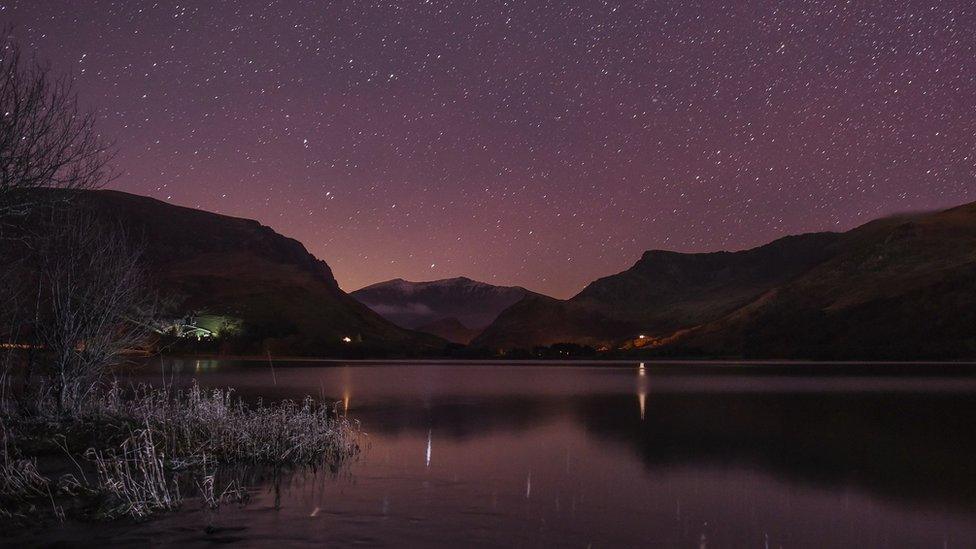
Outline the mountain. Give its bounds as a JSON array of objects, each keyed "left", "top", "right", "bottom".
[
  {"left": 351, "top": 277, "right": 544, "bottom": 333},
  {"left": 415, "top": 317, "right": 482, "bottom": 345},
  {"left": 473, "top": 232, "right": 841, "bottom": 350},
  {"left": 63, "top": 190, "right": 444, "bottom": 356},
  {"left": 671, "top": 202, "right": 976, "bottom": 359},
  {"left": 474, "top": 201, "right": 976, "bottom": 359}
]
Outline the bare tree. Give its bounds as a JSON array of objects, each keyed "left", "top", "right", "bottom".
[
  {"left": 0, "top": 260, "right": 26, "bottom": 412},
  {"left": 34, "top": 211, "right": 156, "bottom": 415},
  {"left": 0, "top": 31, "right": 115, "bottom": 225},
  {"left": 0, "top": 32, "right": 122, "bottom": 412}
]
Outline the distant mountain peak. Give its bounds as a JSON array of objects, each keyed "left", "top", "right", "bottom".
[{"left": 351, "top": 277, "right": 546, "bottom": 331}]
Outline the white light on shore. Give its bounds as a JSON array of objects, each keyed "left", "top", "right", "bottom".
[{"left": 342, "top": 336, "right": 352, "bottom": 343}]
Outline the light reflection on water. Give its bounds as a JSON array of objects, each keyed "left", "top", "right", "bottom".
[{"left": 27, "top": 360, "right": 976, "bottom": 546}]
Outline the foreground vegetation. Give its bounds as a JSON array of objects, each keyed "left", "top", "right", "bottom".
[{"left": 0, "top": 380, "right": 361, "bottom": 525}]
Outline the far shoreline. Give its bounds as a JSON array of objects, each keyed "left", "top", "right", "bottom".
[
  {"left": 144, "top": 355, "right": 976, "bottom": 376},
  {"left": 157, "top": 353, "right": 976, "bottom": 365}
]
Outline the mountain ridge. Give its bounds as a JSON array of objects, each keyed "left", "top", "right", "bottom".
[
  {"left": 474, "top": 201, "right": 976, "bottom": 359},
  {"left": 64, "top": 190, "right": 445, "bottom": 356},
  {"left": 351, "top": 276, "right": 547, "bottom": 332}
]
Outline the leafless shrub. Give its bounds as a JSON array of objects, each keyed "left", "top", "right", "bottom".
[{"left": 33, "top": 212, "right": 157, "bottom": 416}]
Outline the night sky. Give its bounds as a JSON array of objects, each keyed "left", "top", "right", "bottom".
[{"left": 10, "top": 1, "right": 975, "bottom": 297}]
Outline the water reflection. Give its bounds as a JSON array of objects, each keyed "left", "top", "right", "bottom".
[
  {"left": 637, "top": 367, "right": 648, "bottom": 421},
  {"left": 71, "top": 360, "right": 976, "bottom": 546},
  {"left": 577, "top": 390, "right": 976, "bottom": 511}
]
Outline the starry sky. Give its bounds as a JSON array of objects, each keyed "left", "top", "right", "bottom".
[{"left": 9, "top": 1, "right": 976, "bottom": 298}]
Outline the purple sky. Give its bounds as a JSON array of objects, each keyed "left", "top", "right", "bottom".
[{"left": 10, "top": 1, "right": 975, "bottom": 297}]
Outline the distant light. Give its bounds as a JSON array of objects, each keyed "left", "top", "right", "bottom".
[
  {"left": 342, "top": 336, "right": 352, "bottom": 343},
  {"left": 638, "top": 334, "right": 646, "bottom": 339}
]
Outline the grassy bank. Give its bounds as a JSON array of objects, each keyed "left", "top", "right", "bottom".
[{"left": 0, "top": 380, "right": 361, "bottom": 525}]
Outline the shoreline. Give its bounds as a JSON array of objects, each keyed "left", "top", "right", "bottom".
[
  {"left": 143, "top": 356, "right": 976, "bottom": 377},
  {"left": 157, "top": 354, "right": 976, "bottom": 365}
]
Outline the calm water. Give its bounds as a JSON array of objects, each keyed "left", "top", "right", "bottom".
[{"left": 22, "top": 360, "right": 976, "bottom": 547}]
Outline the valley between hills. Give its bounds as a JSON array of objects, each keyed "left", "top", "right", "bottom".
[{"left": 29, "top": 189, "right": 974, "bottom": 361}]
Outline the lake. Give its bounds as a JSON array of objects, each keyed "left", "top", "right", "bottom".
[{"left": 22, "top": 360, "right": 976, "bottom": 547}]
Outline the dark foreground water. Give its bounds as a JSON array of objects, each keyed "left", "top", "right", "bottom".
[{"left": 20, "top": 360, "right": 976, "bottom": 547}]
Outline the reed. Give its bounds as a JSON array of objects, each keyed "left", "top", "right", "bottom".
[
  {"left": 100, "top": 381, "right": 361, "bottom": 467},
  {"left": 87, "top": 425, "right": 180, "bottom": 519},
  {"left": 0, "top": 457, "right": 50, "bottom": 501},
  {"left": 0, "top": 380, "right": 361, "bottom": 521}
]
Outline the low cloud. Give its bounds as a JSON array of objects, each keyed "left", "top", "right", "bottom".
[{"left": 368, "top": 302, "right": 434, "bottom": 317}]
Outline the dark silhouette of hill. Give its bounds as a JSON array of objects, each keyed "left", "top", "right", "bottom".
[
  {"left": 474, "top": 233, "right": 840, "bottom": 350},
  {"left": 474, "top": 201, "right": 976, "bottom": 359},
  {"left": 68, "top": 190, "right": 445, "bottom": 356},
  {"left": 675, "top": 202, "right": 976, "bottom": 359},
  {"left": 351, "top": 277, "right": 545, "bottom": 334},
  {"left": 414, "top": 317, "right": 482, "bottom": 344}
]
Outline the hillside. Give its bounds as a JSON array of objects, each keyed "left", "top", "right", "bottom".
[
  {"left": 670, "top": 202, "right": 976, "bottom": 359},
  {"left": 415, "top": 317, "right": 482, "bottom": 345},
  {"left": 72, "top": 190, "right": 444, "bottom": 356},
  {"left": 474, "top": 201, "right": 976, "bottom": 359},
  {"left": 351, "top": 277, "right": 544, "bottom": 333},
  {"left": 473, "top": 232, "right": 841, "bottom": 351}
]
